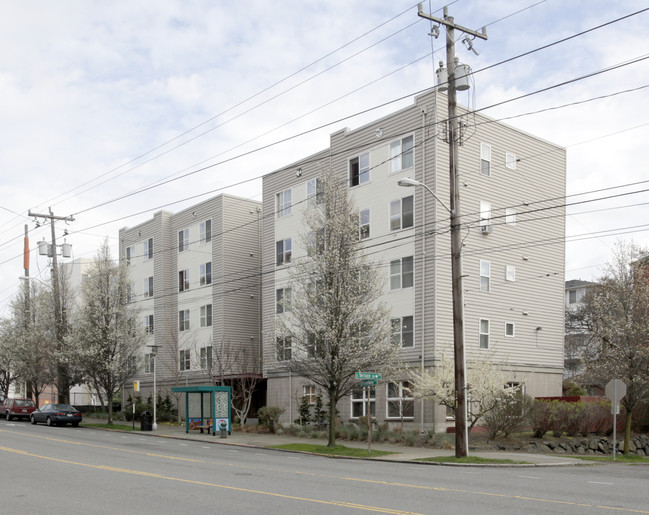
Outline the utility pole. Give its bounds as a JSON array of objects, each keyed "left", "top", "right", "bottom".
[
  {"left": 28, "top": 208, "right": 74, "bottom": 404},
  {"left": 417, "top": 4, "right": 487, "bottom": 458}
]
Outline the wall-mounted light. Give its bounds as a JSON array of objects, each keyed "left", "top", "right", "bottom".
[{"left": 296, "top": 168, "right": 302, "bottom": 177}]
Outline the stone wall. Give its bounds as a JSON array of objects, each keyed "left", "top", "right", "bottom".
[{"left": 521, "top": 435, "right": 649, "bottom": 456}]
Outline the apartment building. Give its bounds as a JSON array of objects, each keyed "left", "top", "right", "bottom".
[
  {"left": 118, "top": 194, "right": 263, "bottom": 404},
  {"left": 262, "top": 89, "right": 566, "bottom": 431}
]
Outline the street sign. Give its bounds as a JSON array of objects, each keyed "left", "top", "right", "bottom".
[
  {"left": 605, "top": 379, "right": 626, "bottom": 414},
  {"left": 360, "top": 379, "right": 377, "bottom": 387},
  {"left": 134, "top": 380, "right": 140, "bottom": 392},
  {"left": 355, "top": 372, "right": 382, "bottom": 380}
]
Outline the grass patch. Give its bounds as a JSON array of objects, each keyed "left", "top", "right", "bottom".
[
  {"left": 417, "top": 456, "right": 530, "bottom": 465},
  {"left": 270, "top": 443, "right": 396, "bottom": 458},
  {"left": 569, "top": 454, "right": 649, "bottom": 464},
  {"left": 82, "top": 422, "right": 139, "bottom": 432}
]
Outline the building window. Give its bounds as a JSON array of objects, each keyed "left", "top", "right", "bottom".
[
  {"left": 480, "top": 260, "right": 490, "bottom": 292},
  {"left": 351, "top": 387, "right": 375, "bottom": 418},
  {"left": 144, "top": 353, "right": 155, "bottom": 374},
  {"left": 179, "top": 349, "right": 190, "bottom": 371},
  {"left": 387, "top": 381, "right": 414, "bottom": 419},
  {"left": 179, "top": 309, "right": 190, "bottom": 332},
  {"left": 506, "top": 265, "right": 516, "bottom": 282},
  {"left": 359, "top": 209, "right": 370, "bottom": 240},
  {"left": 505, "top": 152, "right": 517, "bottom": 170},
  {"left": 179, "top": 269, "right": 189, "bottom": 292},
  {"left": 200, "top": 262, "right": 212, "bottom": 286},
  {"left": 178, "top": 229, "right": 189, "bottom": 252},
  {"left": 391, "top": 316, "right": 414, "bottom": 347},
  {"left": 480, "top": 200, "right": 492, "bottom": 231},
  {"left": 143, "top": 276, "right": 153, "bottom": 298},
  {"left": 568, "top": 290, "right": 577, "bottom": 304},
  {"left": 200, "top": 346, "right": 213, "bottom": 369},
  {"left": 126, "top": 245, "right": 135, "bottom": 266},
  {"left": 390, "top": 196, "right": 414, "bottom": 231},
  {"left": 480, "top": 142, "right": 491, "bottom": 176},
  {"left": 276, "top": 238, "right": 292, "bottom": 266},
  {"left": 390, "top": 135, "right": 414, "bottom": 173},
  {"left": 200, "top": 304, "right": 212, "bottom": 327},
  {"left": 505, "top": 322, "right": 515, "bottom": 337},
  {"left": 390, "top": 256, "right": 414, "bottom": 290},
  {"left": 276, "top": 287, "right": 292, "bottom": 314},
  {"left": 349, "top": 152, "right": 370, "bottom": 187},
  {"left": 127, "top": 282, "right": 136, "bottom": 303},
  {"left": 276, "top": 336, "right": 292, "bottom": 361},
  {"left": 479, "top": 319, "right": 490, "bottom": 349},
  {"left": 200, "top": 219, "right": 212, "bottom": 243},
  {"left": 306, "top": 178, "right": 322, "bottom": 208},
  {"left": 144, "top": 314, "right": 154, "bottom": 334},
  {"left": 143, "top": 238, "right": 153, "bottom": 260},
  {"left": 277, "top": 189, "right": 292, "bottom": 217},
  {"left": 505, "top": 208, "right": 516, "bottom": 225},
  {"left": 303, "top": 385, "right": 317, "bottom": 405}
]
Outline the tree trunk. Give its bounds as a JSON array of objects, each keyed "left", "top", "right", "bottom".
[
  {"left": 624, "top": 410, "right": 632, "bottom": 454},
  {"left": 327, "top": 390, "right": 336, "bottom": 447}
]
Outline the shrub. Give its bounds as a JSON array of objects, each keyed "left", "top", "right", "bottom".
[
  {"left": 294, "top": 396, "right": 312, "bottom": 426},
  {"left": 530, "top": 399, "right": 557, "bottom": 438},
  {"left": 257, "top": 406, "right": 284, "bottom": 433},
  {"left": 483, "top": 393, "right": 534, "bottom": 439}
]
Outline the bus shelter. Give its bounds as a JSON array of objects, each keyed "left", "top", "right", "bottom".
[{"left": 171, "top": 386, "right": 231, "bottom": 436}]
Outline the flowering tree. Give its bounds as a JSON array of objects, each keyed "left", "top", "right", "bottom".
[
  {"left": 277, "top": 170, "right": 399, "bottom": 447},
  {"left": 409, "top": 353, "right": 515, "bottom": 431}
]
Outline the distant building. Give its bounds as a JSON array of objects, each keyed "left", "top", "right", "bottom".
[
  {"left": 564, "top": 279, "right": 595, "bottom": 379},
  {"left": 263, "top": 89, "right": 566, "bottom": 431}
]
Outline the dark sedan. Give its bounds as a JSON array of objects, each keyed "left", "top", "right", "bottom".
[{"left": 30, "top": 404, "right": 82, "bottom": 427}]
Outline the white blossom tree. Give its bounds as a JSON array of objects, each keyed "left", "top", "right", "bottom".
[
  {"left": 68, "top": 240, "right": 145, "bottom": 424},
  {"left": 409, "top": 353, "right": 515, "bottom": 431},
  {"left": 277, "top": 170, "right": 399, "bottom": 447}
]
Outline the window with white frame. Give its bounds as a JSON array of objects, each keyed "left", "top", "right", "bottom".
[
  {"left": 144, "top": 314, "right": 154, "bottom": 334},
  {"left": 480, "top": 142, "right": 492, "bottom": 176},
  {"left": 390, "top": 135, "right": 414, "bottom": 173},
  {"left": 349, "top": 152, "right": 370, "bottom": 187},
  {"left": 505, "top": 322, "right": 515, "bottom": 337},
  {"left": 307, "top": 228, "right": 325, "bottom": 256},
  {"left": 126, "top": 245, "right": 135, "bottom": 266},
  {"left": 390, "top": 195, "right": 414, "bottom": 231},
  {"left": 179, "top": 269, "right": 189, "bottom": 292},
  {"left": 351, "top": 387, "right": 375, "bottom": 418},
  {"left": 200, "top": 304, "right": 212, "bottom": 327},
  {"left": 359, "top": 209, "right": 370, "bottom": 240},
  {"left": 276, "top": 238, "right": 292, "bottom": 266},
  {"left": 276, "top": 189, "right": 292, "bottom": 217},
  {"left": 143, "top": 276, "right": 153, "bottom": 298},
  {"left": 200, "top": 262, "right": 212, "bottom": 286},
  {"left": 276, "top": 336, "right": 292, "bottom": 361},
  {"left": 200, "top": 346, "right": 213, "bottom": 369},
  {"left": 306, "top": 178, "right": 322, "bottom": 208},
  {"left": 479, "top": 319, "right": 490, "bottom": 349},
  {"left": 200, "top": 219, "right": 212, "bottom": 243},
  {"left": 391, "top": 316, "right": 414, "bottom": 347},
  {"left": 387, "top": 381, "right": 414, "bottom": 419},
  {"left": 142, "top": 238, "right": 153, "bottom": 260},
  {"left": 144, "top": 353, "right": 155, "bottom": 374},
  {"left": 303, "top": 385, "right": 317, "bottom": 405},
  {"left": 390, "top": 256, "right": 414, "bottom": 290},
  {"left": 276, "top": 287, "right": 292, "bottom": 314},
  {"left": 307, "top": 331, "right": 325, "bottom": 359},
  {"left": 505, "top": 208, "right": 516, "bottom": 225},
  {"left": 506, "top": 265, "right": 516, "bottom": 282},
  {"left": 179, "top": 309, "right": 190, "bottom": 332},
  {"left": 178, "top": 229, "right": 189, "bottom": 252},
  {"left": 505, "top": 152, "right": 517, "bottom": 170},
  {"left": 480, "top": 260, "right": 491, "bottom": 292},
  {"left": 128, "top": 282, "right": 136, "bottom": 303},
  {"left": 480, "top": 200, "right": 492, "bottom": 230},
  {"left": 179, "top": 349, "right": 191, "bottom": 371},
  {"left": 568, "top": 290, "right": 577, "bottom": 304}
]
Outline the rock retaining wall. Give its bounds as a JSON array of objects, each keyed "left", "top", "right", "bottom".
[{"left": 521, "top": 435, "right": 649, "bottom": 456}]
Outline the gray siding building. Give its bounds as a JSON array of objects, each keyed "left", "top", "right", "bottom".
[{"left": 262, "top": 89, "right": 566, "bottom": 431}]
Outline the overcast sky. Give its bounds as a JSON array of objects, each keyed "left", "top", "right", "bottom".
[{"left": 1, "top": 0, "right": 648, "bottom": 314}]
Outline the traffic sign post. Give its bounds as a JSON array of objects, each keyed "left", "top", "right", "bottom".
[
  {"left": 605, "top": 379, "right": 627, "bottom": 460},
  {"left": 355, "top": 372, "right": 381, "bottom": 380}
]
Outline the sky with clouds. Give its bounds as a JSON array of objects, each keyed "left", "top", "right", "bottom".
[{"left": 1, "top": 0, "right": 648, "bottom": 314}]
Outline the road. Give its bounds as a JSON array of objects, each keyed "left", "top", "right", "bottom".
[{"left": 1, "top": 419, "right": 648, "bottom": 514}]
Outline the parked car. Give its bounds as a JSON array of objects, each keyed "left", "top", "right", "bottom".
[
  {"left": 1, "top": 398, "right": 36, "bottom": 421},
  {"left": 30, "top": 404, "right": 82, "bottom": 427}
]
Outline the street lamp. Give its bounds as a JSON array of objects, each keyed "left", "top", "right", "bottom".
[
  {"left": 148, "top": 344, "right": 161, "bottom": 430},
  {"left": 398, "top": 177, "right": 469, "bottom": 457}
]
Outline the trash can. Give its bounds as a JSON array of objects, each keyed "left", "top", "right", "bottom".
[
  {"left": 140, "top": 411, "right": 153, "bottom": 431},
  {"left": 219, "top": 420, "right": 228, "bottom": 438}
]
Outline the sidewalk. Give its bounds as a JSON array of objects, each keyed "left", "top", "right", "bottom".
[{"left": 82, "top": 418, "right": 590, "bottom": 467}]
